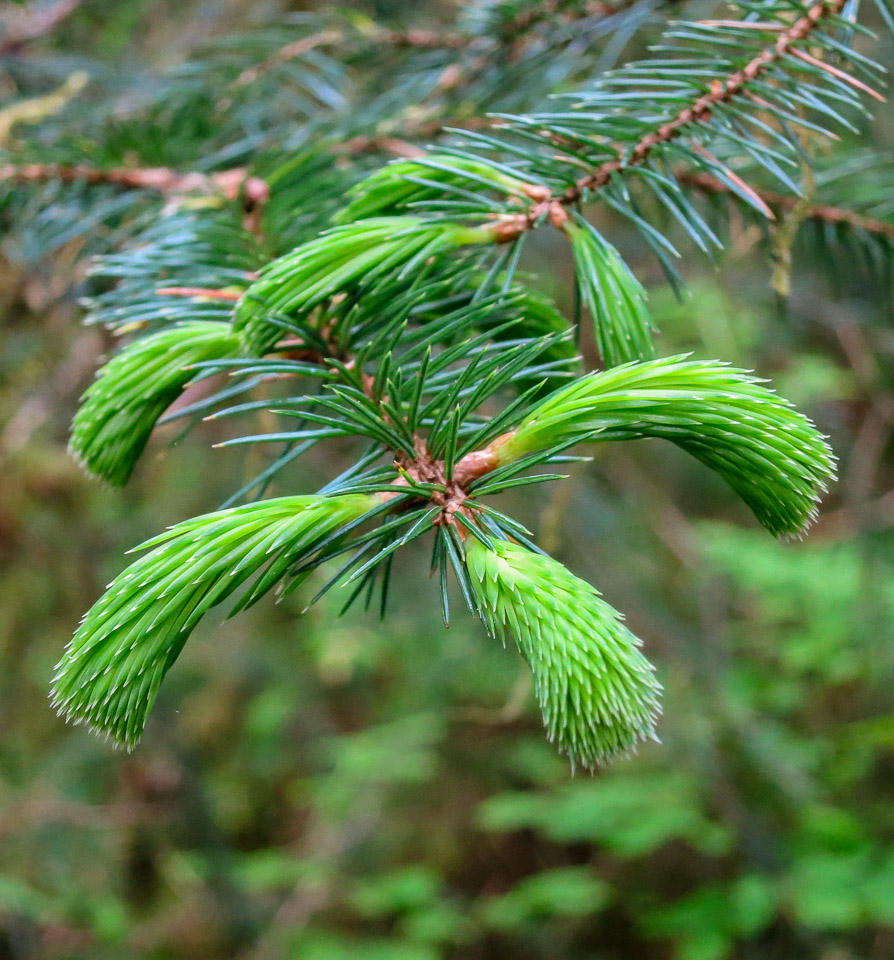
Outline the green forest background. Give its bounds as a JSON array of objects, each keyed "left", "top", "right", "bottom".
[{"left": 2, "top": 0, "right": 894, "bottom": 958}]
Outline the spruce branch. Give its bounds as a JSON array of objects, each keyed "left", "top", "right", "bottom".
[
  {"left": 0, "top": 162, "right": 270, "bottom": 208},
  {"left": 233, "top": 26, "right": 469, "bottom": 89},
  {"left": 36, "top": 0, "right": 862, "bottom": 765},
  {"left": 233, "top": 0, "right": 636, "bottom": 90},
  {"left": 71, "top": 226, "right": 577, "bottom": 489},
  {"left": 56, "top": 346, "right": 835, "bottom": 751},
  {"left": 441, "top": 0, "right": 885, "bottom": 251},
  {"left": 558, "top": 0, "right": 855, "bottom": 204},
  {"left": 306, "top": 0, "right": 891, "bottom": 368},
  {"left": 678, "top": 170, "right": 894, "bottom": 243}
]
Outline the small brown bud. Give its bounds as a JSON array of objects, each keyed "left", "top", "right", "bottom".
[
  {"left": 488, "top": 214, "right": 530, "bottom": 244},
  {"left": 522, "top": 183, "right": 552, "bottom": 202},
  {"left": 548, "top": 201, "right": 569, "bottom": 229}
]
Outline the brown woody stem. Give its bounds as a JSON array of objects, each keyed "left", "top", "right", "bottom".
[
  {"left": 155, "top": 287, "right": 243, "bottom": 302},
  {"left": 678, "top": 170, "right": 894, "bottom": 242},
  {"left": 0, "top": 162, "right": 269, "bottom": 207},
  {"left": 233, "top": 26, "right": 469, "bottom": 89}
]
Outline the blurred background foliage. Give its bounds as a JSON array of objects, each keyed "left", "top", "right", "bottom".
[{"left": 2, "top": 0, "right": 894, "bottom": 958}]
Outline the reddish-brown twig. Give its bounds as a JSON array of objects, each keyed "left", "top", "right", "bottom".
[
  {"left": 232, "top": 26, "right": 469, "bottom": 89},
  {"left": 155, "top": 286, "right": 243, "bottom": 302},
  {"left": 679, "top": 170, "right": 894, "bottom": 242},
  {"left": 0, "top": 162, "right": 268, "bottom": 202}
]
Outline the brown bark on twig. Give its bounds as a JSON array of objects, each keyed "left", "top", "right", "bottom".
[
  {"left": 679, "top": 170, "right": 894, "bottom": 242},
  {"left": 155, "top": 287, "right": 243, "bottom": 302},
  {"left": 497, "top": 0, "right": 620, "bottom": 37},
  {"left": 0, "top": 162, "right": 267, "bottom": 201},
  {"left": 233, "top": 0, "right": 636, "bottom": 100},
  {"left": 232, "top": 26, "right": 469, "bottom": 89}
]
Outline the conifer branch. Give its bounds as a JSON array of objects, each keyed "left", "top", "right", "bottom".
[
  {"left": 678, "top": 170, "right": 894, "bottom": 243},
  {"left": 35, "top": 0, "right": 863, "bottom": 762},
  {"left": 478, "top": 0, "right": 865, "bottom": 246},
  {"left": 496, "top": 0, "right": 626, "bottom": 38},
  {"left": 561, "top": 0, "right": 851, "bottom": 202},
  {"left": 234, "top": 0, "right": 636, "bottom": 91},
  {"left": 0, "top": 162, "right": 270, "bottom": 206},
  {"left": 233, "top": 26, "right": 470, "bottom": 89}
]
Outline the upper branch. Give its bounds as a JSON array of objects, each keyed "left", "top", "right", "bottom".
[
  {"left": 233, "top": 25, "right": 470, "bottom": 89},
  {"left": 0, "top": 162, "right": 268, "bottom": 203},
  {"left": 562, "top": 0, "right": 848, "bottom": 203}
]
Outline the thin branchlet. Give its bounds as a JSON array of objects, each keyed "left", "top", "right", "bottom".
[{"left": 678, "top": 170, "right": 894, "bottom": 243}]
